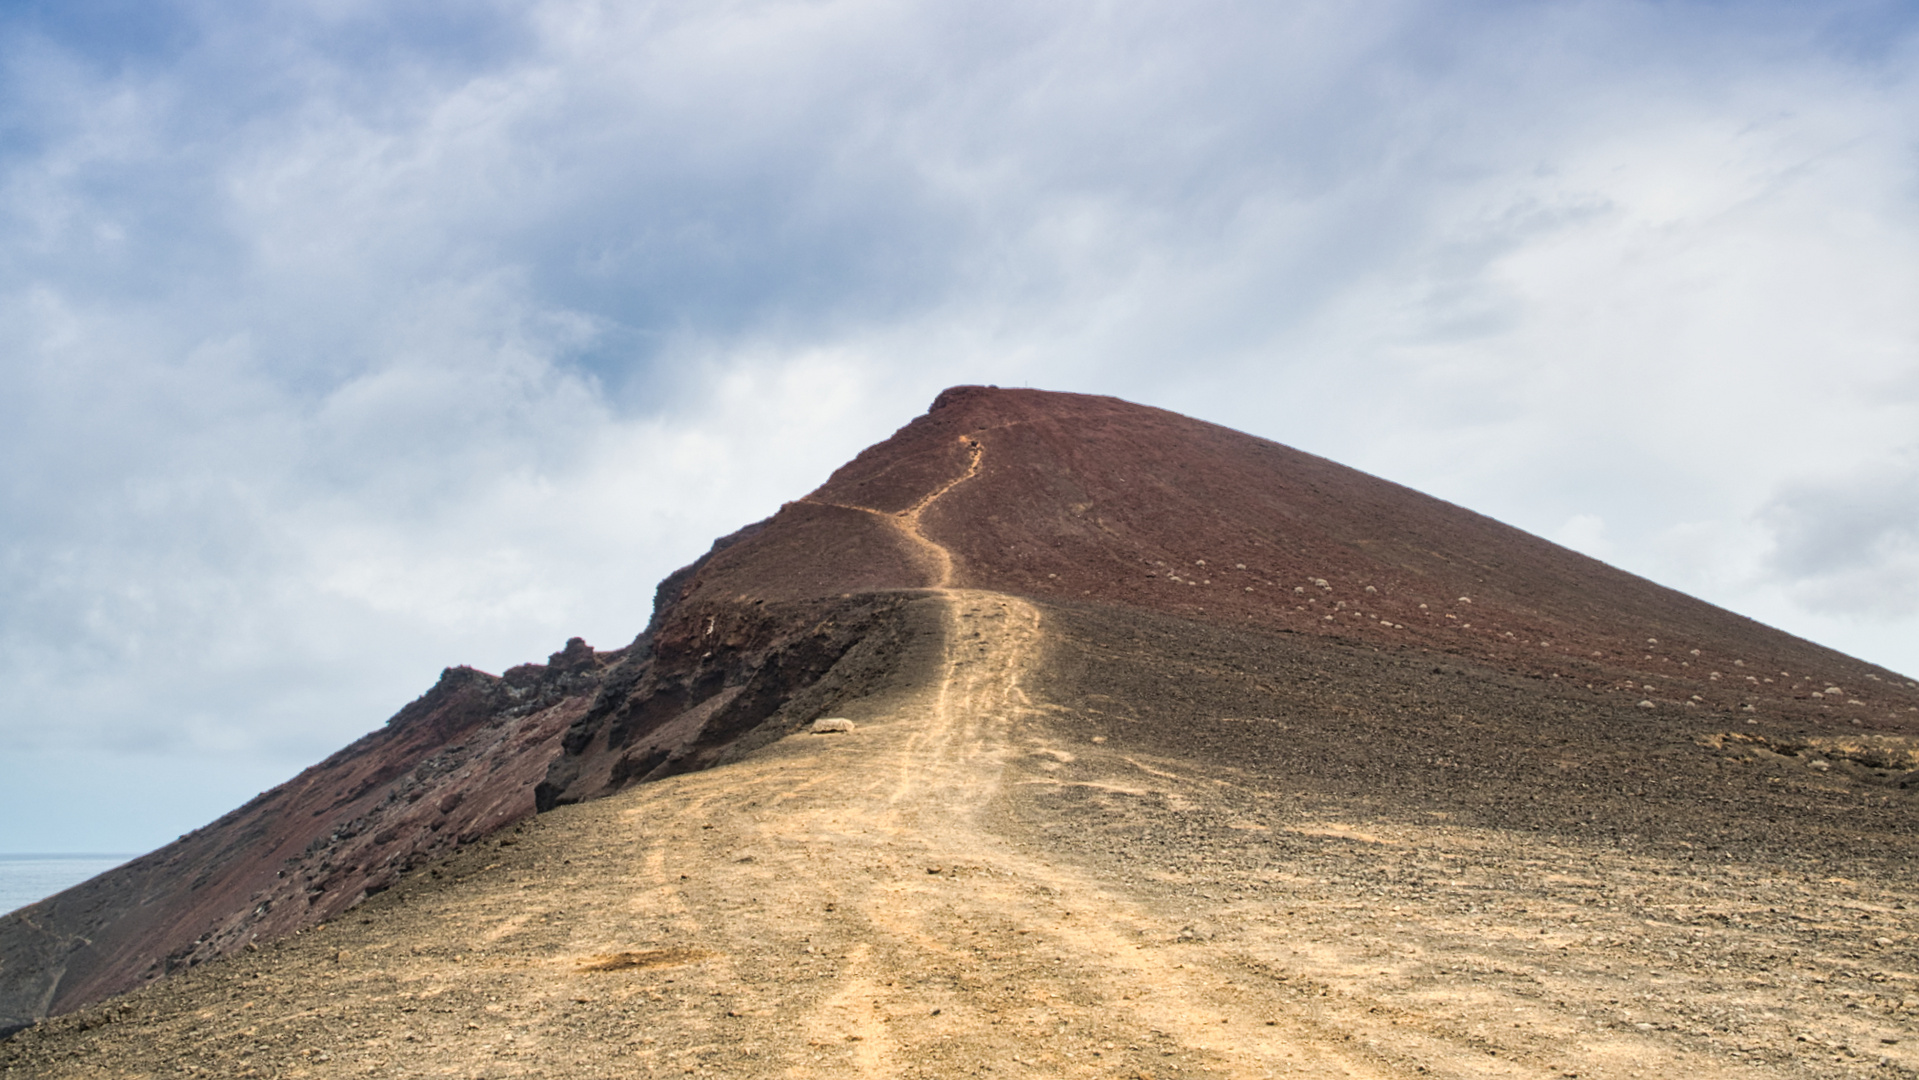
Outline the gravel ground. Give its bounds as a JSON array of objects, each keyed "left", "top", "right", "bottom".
[{"left": 4, "top": 591, "right": 1915, "bottom": 1079}]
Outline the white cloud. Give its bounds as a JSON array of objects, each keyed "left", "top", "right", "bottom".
[
  {"left": 1761, "top": 447, "right": 1919, "bottom": 619},
  {"left": 2, "top": 0, "right": 1918, "bottom": 849},
  {"left": 1550, "top": 514, "right": 1613, "bottom": 562}
]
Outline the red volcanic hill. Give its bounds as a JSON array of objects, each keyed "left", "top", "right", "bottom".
[
  {"left": 547, "top": 386, "right": 1916, "bottom": 804},
  {"left": 4, "top": 386, "right": 1915, "bottom": 1036}
]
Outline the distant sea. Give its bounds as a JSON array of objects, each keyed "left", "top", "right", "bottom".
[{"left": 0, "top": 854, "right": 136, "bottom": 915}]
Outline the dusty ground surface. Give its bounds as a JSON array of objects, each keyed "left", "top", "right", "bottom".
[
  {"left": 15, "top": 384, "right": 1915, "bottom": 1046},
  {"left": 7, "top": 585, "right": 1918, "bottom": 1079}
]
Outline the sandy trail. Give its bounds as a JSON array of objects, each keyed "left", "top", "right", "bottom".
[
  {"left": 509, "top": 586, "right": 1397, "bottom": 1078},
  {"left": 894, "top": 437, "right": 983, "bottom": 589},
  {"left": 800, "top": 432, "right": 982, "bottom": 589},
  {"left": 528, "top": 587, "right": 1410, "bottom": 1077},
  {"left": 3, "top": 587, "right": 1390, "bottom": 1078},
  {"left": 14, "top": 584, "right": 1824, "bottom": 1080},
  {"left": 664, "top": 587, "right": 1391, "bottom": 1078}
]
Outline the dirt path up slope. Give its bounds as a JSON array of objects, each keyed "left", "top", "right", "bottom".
[
  {"left": 9, "top": 586, "right": 1917, "bottom": 1079},
  {"left": 9, "top": 386, "right": 1917, "bottom": 1078},
  {"left": 0, "top": 595, "right": 1157, "bottom": 1074},
  {"left": 0, "top": 589, "right": 1395, "bottom": 1079}
]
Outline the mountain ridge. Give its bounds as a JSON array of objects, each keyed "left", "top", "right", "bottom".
[{"left": 3, "top": 385, "right": 1915, "bottom": 1050}]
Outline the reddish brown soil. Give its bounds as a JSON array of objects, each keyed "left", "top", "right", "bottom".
[
  {"left": 817, "top": 387, "right": 1916, "bottom": 722},
  {"left": 0, "top": 641, "right": 620, "bottom": 1031}
]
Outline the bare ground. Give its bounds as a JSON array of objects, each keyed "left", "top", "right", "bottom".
[{"left": 7, "top": 583, "right": 1919, "bottom": 1079}]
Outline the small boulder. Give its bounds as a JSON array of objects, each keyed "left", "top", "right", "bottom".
[{"left": 810, "top": 717, "right": 856, "bottom": 734}]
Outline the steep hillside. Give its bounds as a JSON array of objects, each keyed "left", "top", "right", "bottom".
[
  {"left": 4, "top": 386, "right": 1916, "bottom": 1055},
  {"left": 0, "top": 640, "right": 611, "bottom": 1036},
  {"left": 542, "top": 385, "right": 1919, "bottom": 807}
]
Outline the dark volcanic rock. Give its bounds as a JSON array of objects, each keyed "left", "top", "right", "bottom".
[{"left": 535, "top": 593, "right": 927, "bottom": 808}]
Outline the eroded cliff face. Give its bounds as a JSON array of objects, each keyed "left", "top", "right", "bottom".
[{"left": 536, "top": 593, "right": 929, "bottom": 809}]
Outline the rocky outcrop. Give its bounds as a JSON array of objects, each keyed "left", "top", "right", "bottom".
[{"left": 537, "top": 593, "right": 929, "bottom": 808}]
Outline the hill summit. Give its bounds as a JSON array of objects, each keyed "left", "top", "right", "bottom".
[{"left": 5, "top": 387, "right": 1918, "bottom": 1078}]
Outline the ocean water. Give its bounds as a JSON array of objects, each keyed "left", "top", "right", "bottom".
[{"left": 0, "top": 854, "right": 135, "bottom": 915}]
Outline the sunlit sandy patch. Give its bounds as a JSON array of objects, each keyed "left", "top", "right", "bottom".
[
  {"left": 574, "top": 947, "right": 715, "bottom": 972},
  {"left": 1285, "top": 824, "right": 1396, "bottom": 845}
]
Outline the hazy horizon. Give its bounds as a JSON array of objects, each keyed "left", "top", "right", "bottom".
[{"left": 0, "top": 854, "right": 136, "bottom": 917}]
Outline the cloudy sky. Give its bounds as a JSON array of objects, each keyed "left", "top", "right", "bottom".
[{"left": 3, "top": 0, "right": 1917, "bottom": 853}]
